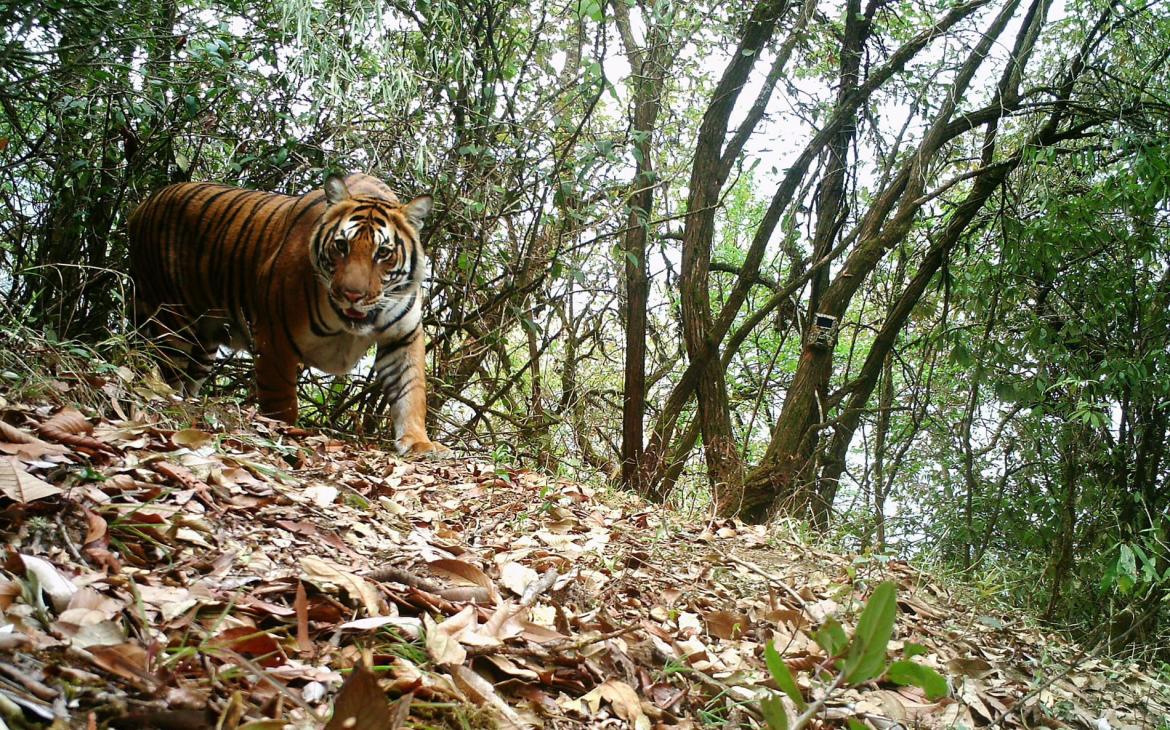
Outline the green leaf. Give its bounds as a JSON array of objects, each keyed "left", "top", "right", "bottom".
[
  {"left": 842, "top": 581, "right": 897, "bottom": 684},
  {"left": 951, "top": 343, "right": 973, "bottom": 367},
  {"left": 1115, "top": 544, "right": 1138, "bottom": 594},
  {"left": 577, "top": 0, "right": 604, "bottom": 21},
  {"left": 814, "top": 618, "right": 848, "bottom": 657},
  {"left": 846, "top": 720, "right": 869, "bottom": 730},
  {"left": 886, "top": 660, "right": 948, "bottom": 701},
  {"left": 1118, "top": 544, "right": 1137, "bottom": 577},
  {"left": 764, "top": 642, "right": 806, "bottom": 709},
  {"left": 903, "top": 642, "right": 929, "bottom": 659},
  {"left": 994, "top": 382, "right": 1017, "bottom": 402},
  {"left": 759, "top": 695, "right": 788, "bottom": 730}
]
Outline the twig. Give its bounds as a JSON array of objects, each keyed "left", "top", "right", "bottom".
[
  {"left": 715, "top": 547, "right": 810, "bottom": 615},
  {"left": 546, "top": 624, "right": 640, "bottom": 653},
  {"left": 367, "top": 564, "right": 495, "bottom": 603},
  {"left": 365, "top": 565, "right": 445, "bottom": 594},
  {"left": 0, "top": 661, "right": 57, "bottom": 701},
  {"left": 519, "top": 569, "right": 559, "bottom": 607},
  {"left": 213, "top": 649, "right": 323, "bottom": 721},
  {"left": 791, "top": 669, "right": 846, "bottom": 730},
  {"left": 988, "top": 612, "right": 1163, "bottom": 728},
  {"left": 54, "top": 513, "right": 85, "bottom": 563}
]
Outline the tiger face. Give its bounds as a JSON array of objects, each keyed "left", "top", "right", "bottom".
[{"left": 311, "top": 175, "right": 432, "bottom": 329}]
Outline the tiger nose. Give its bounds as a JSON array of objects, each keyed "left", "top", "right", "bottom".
[{"left": 341, "top": 288, "right": 364, "bottom": 303}]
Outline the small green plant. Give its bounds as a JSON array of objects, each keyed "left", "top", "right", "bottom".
[
  {"left": 657, "top": 657, "right": 690, "bottom": 680},
  {"left": 376, "top": 627, "right": 430, "bottom": 665},
  {"left": 490, "top": 443, "right": 514, "bottom": 473},
  {"left": 758, "top": 581, "right": 948, "bottom": 729}
]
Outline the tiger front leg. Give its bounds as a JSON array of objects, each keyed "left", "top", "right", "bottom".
[{"left": 374, "top": 331, "right": 441, "bottom": 455}]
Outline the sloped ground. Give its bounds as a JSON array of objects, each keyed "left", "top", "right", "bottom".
[{"left": 0, "top": 367, "right": 1168, "bottom": 728}]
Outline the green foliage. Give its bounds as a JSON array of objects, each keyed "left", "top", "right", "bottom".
[
  {"left": 764, "top": 641, "right": 806, "bottom": 710},
  {"left": 885, "top": 660, "right": 947, "bottom": 701},
  {"left": 842, "top": 581, "right": 897, "bottom": 684},
  {"left": 759, "top": 694, "right": 788, "bottom": 730},
  {"left": 760, "top": 581, "right": 950, "bottom": 727},
  {"left": 813, "top": 618, "right": 848, "bottom": 658}
]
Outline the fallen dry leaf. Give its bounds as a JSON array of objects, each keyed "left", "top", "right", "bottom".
[
  {"left": 704, "top": 609, "right": 750, "bottom": 640},
  {"left": 171, "top": 428, "right": 214, "bottom": 450},
  {"left": 152, "top": 460, "right": 208, "bottom": 491},
  {"left": 450, "top": 665, "right": 528, "bottom": 729},
  {"left": 302, "top": 483, "right": 339, "bottom": 506},
  {"left": 498, "top": 560, "right": 539, "bottom": 596},
  {"left": 295, "top": 581, "right": 312, "bottom": 653},
  {"left": 18, "top": 553, "right": 77, "bottom": 611},
  {"left": 429, "top": 558, "right": 496, "bottom": 592},
  {"left": 338, "top": 615, "right": 422, "bottom": 638},
  {"left": 0, "top": 379, "right": 1164, "bottom": 728},
  {"left": 86, "top": 642, "right": 153, "bottom": 687},
  {"left": 37, "top": 408, "right": 115, "bottom": 454},
  {"left": 300, "top": 556, "right": 384, "bottom": 616},
  {"left": 0, "top": 421, "right": 70, "bottom": 458},
  {"left": 81, "top": 509, "right": 121, "bottom": 573},
  {"left": 212, "top": 626, "right": 285, "bottom": 667},
  {"left": 324, "top": 662, "right": 401, "bottom": 730},
  {"left": 590, "top": 678, "right": 651, "bottom": 730},
  {"left": 0, "top": 456, "right": 62, "bottom": 502},
  {"left": 424, "top": 610, "right": 469, "bottom": 666}
]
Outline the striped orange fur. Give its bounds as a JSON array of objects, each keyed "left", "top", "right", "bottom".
[{"left": 128, "top": 173, "right": 440, "bottom": 454}]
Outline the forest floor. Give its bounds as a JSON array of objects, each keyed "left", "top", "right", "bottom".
[{"left": 0, "top": 343, "right": 1168, "bottom": 729}]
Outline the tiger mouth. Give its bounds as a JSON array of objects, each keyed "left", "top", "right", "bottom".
[{"left": 331, "top": 299, "right": 375, "bottom": 323}]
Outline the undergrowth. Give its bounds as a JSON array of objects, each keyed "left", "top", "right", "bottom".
[
  {"left": 0, "top": 307, "right": 405, "bottom": 454},
  {"left": 0, "top": 313, "right": 255, "bottom": 435}
]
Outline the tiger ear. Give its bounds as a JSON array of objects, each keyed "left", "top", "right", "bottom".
[
  {"left": 323, "top": 175, "right": 351, "bottom": 205},
  {"left": 402, "top": 195, "right": 432, "bottom": 229}
]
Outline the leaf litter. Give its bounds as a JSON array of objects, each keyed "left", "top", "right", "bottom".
[{"left": 0, "top": 398, "right": 1167, "bottom": 728}]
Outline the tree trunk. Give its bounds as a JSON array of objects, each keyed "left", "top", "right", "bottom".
[
  {"left": 869, "top": 353, "right": 894, "bottom": 550},
  {"left": 615, "top": 1, "right": 671, "bottom": 494},
  {"left": 677, "top": 0, "right": 789, "bottom": 511},
  {"left": 740, "top": 0, "right": 1037, "bottom": 522},
  {"left": 642, "top": 0, "right": 985, "bottom": 498},
  {"left": 1044, "top": 423, "right": 1082, "bottom": 621}
]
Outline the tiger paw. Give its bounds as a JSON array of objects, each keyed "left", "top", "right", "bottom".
[{"left": 396, "top": 436, "right": 450, "bottom": 458}]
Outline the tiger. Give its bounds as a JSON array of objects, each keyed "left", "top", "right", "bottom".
[{"left": 127, "top": 172, "right": 442, "bottom": 454}]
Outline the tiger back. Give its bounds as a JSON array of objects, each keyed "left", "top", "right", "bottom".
[{"left": 128, "top": 172, "right": 440, "bottom": 454}]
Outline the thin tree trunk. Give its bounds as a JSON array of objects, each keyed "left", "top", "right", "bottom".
[
  {"left": 1044, "top": 423, "right": 1081, "bottom": 621},
  {"left": 869, "top": 353, "right": 894, "bottom": 550},
  {"left": 524, "top": 310, "right": 553, "bottom": 469},
  {"left": 615, "top": 1, "right": 671, "bottom": 494},
  {"left": 677, "top": 0, "right": 789, "bottom": 511}
]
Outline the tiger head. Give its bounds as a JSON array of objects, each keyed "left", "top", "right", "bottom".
[{"left": 311, "top": 175, "right": 432, "bottom": 326}]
